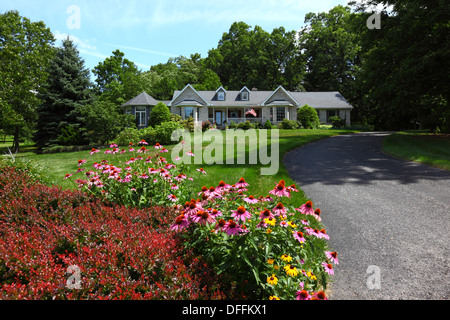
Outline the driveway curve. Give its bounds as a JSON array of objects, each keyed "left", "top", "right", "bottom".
[{"left": 284, "top": 132, "right": 450, "bottom": 300}]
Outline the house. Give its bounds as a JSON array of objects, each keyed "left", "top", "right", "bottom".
[{"left": 121, "top": 85, "right": 354, "bottom": 128}]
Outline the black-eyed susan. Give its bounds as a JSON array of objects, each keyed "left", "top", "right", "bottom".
[
  {"left": 269, "top": 295, "right": 280, "bottom": 300},
  {"left": 284, "top": 264, "right": 299, "bottom": 277},
  {"left": 287, "top": 221, "right": 297, "bottom": 228},
  {"left": 264, "top": 217, "right": 276, "bottom": 226},
  {"left": 267, "top": 258, "right": 275, "bottom": 265},
  {"left": 267, "top": 274, "right": 278, "bottom": 285},
  {"left": 280, "top": 254, "right": 292, "bottom": 262}
]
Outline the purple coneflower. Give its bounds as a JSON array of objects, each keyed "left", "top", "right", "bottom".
[
  {"left": 325, "top": 251, "right": 339, "bottom": 264},
  {"left": 322, "top": 262, "right": 334, "bottom": 275},
  {"left": 296, "top": 201, "right": 314, "bottom": 215},
  {"left": 231, "top": 206, "right": 251, "bottom": 222},
  {"left": 293, "top": 231, "right": 306, "bottom": 244},
  {"left": 243, "top": 195, "right": 259, "bottom": 204},
  {"left": 235, "top": 177, "right": 249, "bottom": 188},
  {"left": 269, "top": 180, "right": 291, "bottom": 198},
  {"left": 170, "top": 214, "right": 189, "bottom": 232}
]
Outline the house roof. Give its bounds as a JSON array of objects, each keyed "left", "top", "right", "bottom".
[
  {"left": 120, "top": 92, "right": 159, "bottom": 107},
  {"left": 171, "top": 87, "right": 353, "bottom": 109}
]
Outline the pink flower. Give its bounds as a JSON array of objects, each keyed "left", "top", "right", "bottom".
[
  {"left": 216, "top": 180, "right": 232, "bottom": 191},
  {"left": 160, "top": 147, "right": 169, "bottom": 153},
  {"left": 90, "top": 148, "right": 100, "bottom": 155},
  {"left": 231, "top": 206, "right": 251, "bottom": 222},
  {"left": 208, "top": 208, "right": 222, "bottom": 218},
  {"left": 77, "top": 159, "right": 87, "bottom": 167},
  {"left": 313, "top": 208, "right": 322, "bottom": 221},
  {"left": 312, "top": 291, "right": 328, "bottom": 300},
  {"left": 318, "top": 229, "right": 330, "bottom": 240},
  {"left": 186, "top": 151, "right": 195, "bottom": 157},
  {"left": 167, "top": 194, "right": 178, "bottom": 202},
  {"left": 174, "top": 173, "right": 186, "bottom": 181},
  {"left": 269, "top": 180, "right": 290, "bottom": 198},
  {"left": 272, "top": 202, "right": 287, "bottom": 216},
  {"left": 139, "top": 140, "right": 148, "bottom": 145},
  {"left": 63, "top": 173, "right": 73, "bottom": 180},
  {"left": 171, "top": 214, "right": 190, "bottom": 232},
  {"left": 322, "top": 262, "right": 334, "bottom": 275},
  {"left": 259, "top": 208, "right": 274, "bottom": 220},
  {"left": 296, "top": 201, "right": 314, "bottom": 215},
  {"left": 196, "top": 168, "right": 207, "bottom": 174},
  {"left": 109, "top": 143, "right": 118, "bottom": 148},
  {"left": 171, "top": 184, "right": 179, "bottom": 190},
  {"left": 192, "top": 210, "right": 216, "bottom": 225},
  {"left": 148, "top": 168, "right": 158, "bottom": 174},
  {"left": 129, "top": 147, "right": 135, "bottom": 152},
  {"left": 137, "top": 146, "right": 147, "bottom": 153},
  {"left": 154, "top": 143, "right": 162, "bottom": 149},
  {"left": 235, "top": 177, "right": 249, "bottom": 188},
  {"left": 243, "top": 195, "right": 258, "bottom": 204},
  {"left": 224, "top": 220, "right": 246, "bottom": 236},
  {"left": 293, "top": 231, "right": 306, "bottom": 244},
  {"left": 287, "top": 184, "right": 299, "bottom": 193},
  {"left": 296, "top": 290, "right": 311, "bottom": 300},
  {"left": 325, "top": 251, "right": 339, "bottom": 264},
  {"left": 214, "top": 219, "right": 227, "bottom": 233}
]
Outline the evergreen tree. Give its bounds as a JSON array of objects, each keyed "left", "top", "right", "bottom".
[{"left": 34, "top": 37, "right": 92, "bottom": 150}]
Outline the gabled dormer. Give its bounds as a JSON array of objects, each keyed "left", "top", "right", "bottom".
[
  {"left": 240, "top": 86, "right": 250, "bottom": 101},
  {"left": 216, "top": 86, "right": 227, "bottom": 101}
]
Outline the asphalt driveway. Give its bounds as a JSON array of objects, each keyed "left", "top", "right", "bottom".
[{"left": 284, "top": 132, "right": 450, "bottom": 300}]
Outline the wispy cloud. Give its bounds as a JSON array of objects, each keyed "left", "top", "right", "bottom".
[
  {"left": 102, "top": 42, "right": 177, "bottom": 58},
  {"left": 53, "top": 30, "right": 108, "bottom": 60}
]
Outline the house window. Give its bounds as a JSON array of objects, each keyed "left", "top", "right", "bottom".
[
  {"left": 185, "top": 107, "right": 194, "bottom": 119},
  {"left": 136, "top": 107, "right": 147, "bottom": 127},
  {"left": 218, "top": 91, "right": 225, "bottom": 101},
  {"left": 125, "top": 107, "right": 133, "bottom": 115},
  {"left": 276, "top": 107, "right": 286, "bottom": 122},
  {"left": 241, "top": 91, "right": 249, "bottom": 101}
]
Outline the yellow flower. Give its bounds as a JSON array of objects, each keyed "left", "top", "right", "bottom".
[
  {"left": 266, "top": 228, "right": 272, "bottom": 234},
  {"left": 264, "top": 217, "right": 276, "bottom": 226},
  {"left": 307, "top": 270, "right": 317, "bottom": 280},
  {"left": 267, "top": 274, "right": 278, "bottom": 285},
  {"left": 267, "top": 258, "right": 275, "bottom": 265},
  {"left": 280, "top": 254, "right": 292, "bottom": 262},
  {"left": 274, "top": 265, "right": 280, "bottom": 270},
  {"left": 269, "top": 295, "right": 280, "bottom": 300},
  {"left": 288, "top": 221, "right": 297, "bottom": 228},
  {"left": 284, "top": 264, "right": 299, "bottom": 277}
]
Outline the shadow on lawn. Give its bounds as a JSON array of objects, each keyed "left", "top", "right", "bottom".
[{"left": 283, "top": 131, "right": 450, "bottom": 186}]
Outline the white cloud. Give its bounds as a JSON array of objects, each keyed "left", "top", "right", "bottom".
[{"left": 53, "top": 31, "right": 108, "bottom": 60}]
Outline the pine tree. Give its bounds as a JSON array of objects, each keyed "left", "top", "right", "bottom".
[{"left": 34, "top": 37, "right": 92, "bottom": 150}]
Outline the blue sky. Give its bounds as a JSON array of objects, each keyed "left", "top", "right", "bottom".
[{"left": 2, "top": 0, "right": 353, "bottom": 75}]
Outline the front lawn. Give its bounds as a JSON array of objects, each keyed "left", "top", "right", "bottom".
[{"left": 382, "top": 131, "right": 450, "bottom": 170}]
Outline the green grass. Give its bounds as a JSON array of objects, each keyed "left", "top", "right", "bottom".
[
  {"left": 382, "top": 131, "right": 450, "bottom": 171},
  {"left": 2, "top": 129, "right": 359, "bottom": 205}
]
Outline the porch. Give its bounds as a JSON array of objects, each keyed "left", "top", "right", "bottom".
[{"left": 208, "top": 107, "right": 263, "bottom": 128}]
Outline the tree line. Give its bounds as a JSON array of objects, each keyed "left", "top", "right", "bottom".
[{"left": 1, "top": 0, "right": 449, "bottom": 152}]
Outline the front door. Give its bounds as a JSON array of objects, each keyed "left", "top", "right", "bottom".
[{"left": 215, "top": 111, "right": 222, "bottom": 126}]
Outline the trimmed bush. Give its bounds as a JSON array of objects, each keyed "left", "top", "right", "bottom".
[
  {"left": 116, "top": 127, "right": 141, "bottom": 146},
  {"left": 149, "top": 102, "right": 171, "bottom": 127},
  {"left": 279, "top": 119, "right": 299, "bottom": 130},
  {"left": 329, "top": 116, "right": 345, "bottom": 128},
  {"left": 298, "top": 105, "right": 320, "bottom": 129}
]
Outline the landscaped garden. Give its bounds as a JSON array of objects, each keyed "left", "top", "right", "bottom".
[{"left": 0, "top": 128, "right": 355, "bottom": 300}]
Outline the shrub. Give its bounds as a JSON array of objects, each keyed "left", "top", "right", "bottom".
[
  {"left": 202, "top": 120, "right": 211, "bottom": 132},
  {"left": 264, "top": 120, "right": 273, "bottom": 129},
  {"left": 154, "top": 121, "right": 183, "bottom": 145},
  {"left": 279, "top": 119, "right": 299, "bottom": 130},
  {"left": 115, "top": 127, "right": 141, "bottom": 146},
  {"left": 237, "top": 121, "right": 254, "bottom": 130},
  {"left": 228, "top": 121, "right": 238, "bottom": 129},
  {"left": 329, "top": 116, "right": 345, "bottom": 128},
  {"left": 0, "top": 167, "right": 238, "bottom": 300},
  {"left": 180, "top": 117, "right": 195, "bottom": 132},
  {"left": 149, "top": 102, "right": 171, "bottom": 127},
  {"left": 297, "top": 105, "right": 320, "bottom": 129}
]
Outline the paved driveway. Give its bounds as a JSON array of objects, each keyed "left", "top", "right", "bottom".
[{"left": 284, "top": 132, "right": 450, "bottom": 300}]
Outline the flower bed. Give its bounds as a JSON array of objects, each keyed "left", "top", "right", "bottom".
[
  {"left": 170, "top": 177, "right": 337, "bottom": 300},
  {"left": 0, "top": 167, "right": 237, "bottom": 299}
]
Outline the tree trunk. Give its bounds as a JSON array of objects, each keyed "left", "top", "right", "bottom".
[{"left": 12, "top": 126, "right": 20, "bottom": 153}]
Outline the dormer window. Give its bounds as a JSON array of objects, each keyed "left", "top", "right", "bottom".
[
  {"left": 241, "top": 91, "right": 249, "bottom": 101},
  {"left": 218, "top": 91, "right": 225, "bottom": 101}
]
